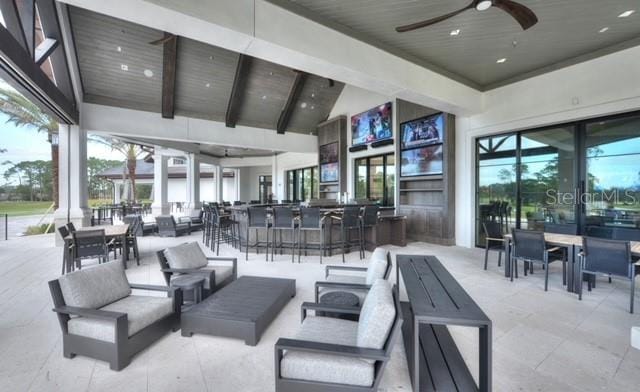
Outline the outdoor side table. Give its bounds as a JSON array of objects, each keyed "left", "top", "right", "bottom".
[
  {"left": 171, "top": 275, "right": 205, "bottom": 307},
  {"left": 318, "top": 291, "right": 360, "bottom": 321}
]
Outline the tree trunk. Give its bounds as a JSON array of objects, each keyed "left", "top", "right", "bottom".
[
  {"left": 127, "top": 158, "right": 136, "bottom": 202},
  {"left": 52, "top": 142, "right": 59, "bottom": 208}
]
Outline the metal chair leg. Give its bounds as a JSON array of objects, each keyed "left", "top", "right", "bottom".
[{"left": 484, "top": 245, "right": 489, "bottom": 270}]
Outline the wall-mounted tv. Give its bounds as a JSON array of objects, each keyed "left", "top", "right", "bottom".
[
  {"left": 351, "top": 102, "right": 392, "bottom": 146},
  {"left": 319, "top": 142, "right": 338, "bottom": 164},
  {"left": 400, "top": 144, "right": 443, "bottom": 177},
  {"left": 400, "top": 113, "right": 444, "bottom": 150},
  {"left": 320, "top": 162, "right": 339, "bottom": 183}
]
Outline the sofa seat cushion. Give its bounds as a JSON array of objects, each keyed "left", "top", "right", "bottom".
[
  {"left": 67, "top": 295, "right": 174, "bottom": 343},
  {"left": 365, "top": 248, "right": 389, "bottom": 284},
  {"left": 319, "top": 274, "right": 368, "bottom": 303},
  {"left": 281, "top": 316, "right": 374, "bottom": 387},
  {"left": 170, "top": 264, "right": 233, "bottom": 290},
  {"left": 163, "top": 242, "right": 208, "bottom": 269},
  {"left": 58, "top": 261, "right": 131, "bottom": 309}
]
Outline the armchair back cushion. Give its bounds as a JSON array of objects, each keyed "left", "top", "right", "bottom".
[
  {"left": 365, "top": 248, "right": 388, "bottom": 285},
  {"left": 163, "top": 242, "right": 208, "bottom": 269},
  {"left": 357, "top": 279, "right": 395, "bottom": 350},
  {"left": 58, "top": 261, "right": 131, "bottom": 309}
]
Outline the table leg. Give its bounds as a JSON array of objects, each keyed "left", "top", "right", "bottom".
[
  {"left": 121, "top": 234, "right": 129, "bottom": 269},
  {"left": 413, "top": 318, "right": 420, "bottom": 390},
  {"left": 504, "top": 239, "right": 511, "bottom": 278},
  {"left": 572, "top": 245, "right": 581, "bottom": 294},
  {"left": 479, "top": 324, "right": 492, "bottom": 392}
]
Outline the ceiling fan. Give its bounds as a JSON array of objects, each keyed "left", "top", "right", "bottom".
[{"left": 395, "top": 0, "right": 538, "bottom": 33}]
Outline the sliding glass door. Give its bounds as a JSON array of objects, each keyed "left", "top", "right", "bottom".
[{"left": 475, "top": 111, "right": 640, "bottom": 246}]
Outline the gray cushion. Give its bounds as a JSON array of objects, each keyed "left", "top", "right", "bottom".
[
  {"left": 281, "top": 316, "right": 374, "bottom": 387},
  {"left": 365, "top": 248, "right": 389, "bottom": 284},
  {"left": 357, "top": 279, "right": 395, "bottom": 350},
  {"left": 170, "top": 265, "right": 234, "bottom": 290},
  {"left": 163, "top": 242, "right": 208, "bottom": 269},
  {"left": 67, "top": 295, "right": 174, "bottom": 343},
  {"left": 58, "top": 261, "right": 131, "bottom": 309}
]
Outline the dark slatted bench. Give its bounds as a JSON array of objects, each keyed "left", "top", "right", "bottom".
[{"left": 397, "top": 255, "right": 492, "bottom": 392}]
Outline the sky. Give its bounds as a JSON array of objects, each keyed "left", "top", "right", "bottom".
[{"left": 0, "top": 79, "right": 123, "bottom": 185}]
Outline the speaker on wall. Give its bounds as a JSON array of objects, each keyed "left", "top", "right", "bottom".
[
  {"left": 371, "top": 139, "right": 394, "bottom": 148},
  {"left": 349, "top": 145, "right": 368, "bottom": 153}
]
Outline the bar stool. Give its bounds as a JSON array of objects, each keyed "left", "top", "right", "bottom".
[
  {"left": 360, "top": 205, "right": 379, "bottom": 252},
  {"left": 297, "top": 207, "right": 326, "bottom": 264},
  {"left": 332, "top": 206, "right": 364, "bottom": 262},
  {"left": 245, "top": 207, "right": 271, "bottom": 261},
  {"left": 271, "top": 206, "right": 297, "bottom": 263},
  {"left": 210, "top": 206, "right": 239, "bottom": 256}
]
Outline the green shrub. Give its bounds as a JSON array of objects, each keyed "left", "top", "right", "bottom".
[{"left": 24, "top": 224, "right": 55, "bottom": 235}]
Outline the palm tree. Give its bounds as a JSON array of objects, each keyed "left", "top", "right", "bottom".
[
  {"left": 89, "top": 136, "right": 147, "bottom": 202},
  {"left": 0, "top": 87, "right": 59, "bottom": 207}
]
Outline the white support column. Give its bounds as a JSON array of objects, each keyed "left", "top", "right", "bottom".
[
  {"left": 54, "top": 124, "right": 90, "bottom": 245},
  {"left": 271, "top": 154, "right": 279, "bottom": 202},
  {"left": 151, "top": 152, "right": 169, "bottom": 216},
  {"left": 234, "top": 168, "right": 241, "bottom": 202},
  {"left": 185, "top": 153, "right": 201, "bottom": 213},
  {"left": 214, "top": 165, "right": 223, "bottom": 203},
  {"left": 113, "top": 181, "right": 121, "bottom": 204}
]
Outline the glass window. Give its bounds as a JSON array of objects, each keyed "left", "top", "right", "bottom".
[
  {"left": 353, "top": 153, "right": 395, "bottom": 206},
  {"left": 285, "top": 166, "right": 318, "bottom": 202}
]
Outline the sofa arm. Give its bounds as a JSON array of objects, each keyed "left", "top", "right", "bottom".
[
  {"left": 207, "top": 257, "right": 238, "bottom": 278},
  {"left": 275, "top": 338, "right": 387, "bottom": 361},
  {"left": 300, "top": 301, "right": 361, "bottom": 322},
  {"left": 325, "top": 265, "right": 367, "bottom": 278},
  {"left": 53, "top": 305, "right": 126, "bottom": 321}
]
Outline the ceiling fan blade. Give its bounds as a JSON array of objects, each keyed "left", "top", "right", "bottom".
[
  {"left": 493, "top": 0, "right": 538, "bottom": 30},
  {"left": 395, "top": 2, "right": 475, "bottom": 33},
  {"left": 148, "top": 34, "right": 175, "bottom": 45}
]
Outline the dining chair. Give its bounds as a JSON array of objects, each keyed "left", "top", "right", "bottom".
[
  {"left": 543, "top": 222, "right": 577, "bottom": 285},
  {"left": 510, "top": 229, "right": 562, "bottom": 291},
  {"left": 579, "top": 236, "right": 636, "bottom": 313},
  {"left": 482, "top": 221, "right": 504, "bottom": 270},
  {"left": 72, "top": 229, "right": 109, "bottom": 270}
]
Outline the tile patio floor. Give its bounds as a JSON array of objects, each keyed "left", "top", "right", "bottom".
[{"left": 0, "top": 232, "right": 638, "bottom": 391}]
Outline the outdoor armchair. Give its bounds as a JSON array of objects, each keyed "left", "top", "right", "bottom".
[
  {"left": 155, "top": 215, "right": 191, "bottom": 237},
  {"left": 48, "top": 261, "right": 182, "bottom": 370},
  {"left": 275, "top": 279, "right": 402, "bottom": 391},
  {"left": 315, "top": 248, "right": 391, "bottom": 303},
  {"left": 157, "top": 241, "right": 237, "bottom": 300}
]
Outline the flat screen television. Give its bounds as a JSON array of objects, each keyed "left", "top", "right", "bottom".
[
  {"left": 320, "top": 162, "right": 339, "bottom": 183},
  {"left": 400, "top": 144, "right": 443, "bottom": 177},
  {"left": 351, "top": 102, "right": 392, "bottom": 146},
  {"left": 319, "top": 142, "right": 338, "bottom": 164},
  {"left": 400, "top": 113, "right": 444, "bottom": 150}
]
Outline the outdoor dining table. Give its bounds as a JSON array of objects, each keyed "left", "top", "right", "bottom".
[
  {"left": 63, "top": 224, "right": 130, "bottom": 272},
  {"left": 503, "top": 232, "right": 640, "bottom": 293}
]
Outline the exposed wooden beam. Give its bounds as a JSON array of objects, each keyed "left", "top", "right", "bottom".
[
  {"left": 37, "top": 0, "right": 75, "bottom": 103},
  {"left": 34, "top": 37, "right": 58, "bottom": 65},
  {"left": 225, "top": 54, "right": 251, "bottom": 128},
  {"left": 161, "top": 33, "right": 177, "bottom": 119},
  {"left": 0, "top": 0, "right": 28, "bottom": 52},
  {"left": 276, "top": 71, "right": 308, "bottom": 134},
  {"left": 16, "top": 0, "right": 35, "bottom": 58},
  {"left": 0, "top": 23, "right": 78, "bottom": 123}
]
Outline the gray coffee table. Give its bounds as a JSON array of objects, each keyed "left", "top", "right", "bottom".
[{"left": 181, "top": 275, "right": 296, "bottom": 345}]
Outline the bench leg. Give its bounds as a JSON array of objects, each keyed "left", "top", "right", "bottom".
[{"left": 479, "top": 324, "right": 492, "bottom": 392}]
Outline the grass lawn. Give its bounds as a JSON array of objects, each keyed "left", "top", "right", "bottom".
[{"left": 0, "top": 201, "right": 54, "bottom": 217}]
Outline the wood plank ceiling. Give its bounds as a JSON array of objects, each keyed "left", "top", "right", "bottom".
[
  {"left": 68, "top": 6, "right": 345, "bottom": 134},
  {"left": 268, "top": 0, "right": 640, "bottom": 90}
]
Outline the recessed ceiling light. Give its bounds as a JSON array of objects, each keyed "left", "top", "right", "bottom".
[
  {"left": 117, "top": 46, "right": 122, "bottom": 52},
  {"left": 311, "top": 93, "right": 316, "bottom": 98},
  {"left": 300, "top": 102, "right": 308, "bottom": 108},
  {"left": 120, "top": 64, "right": 128, "bottom": 71},
  {"left": 261, "top": 95, "right": 267, "bottom": 100},
  {"left": 205, "top": 83, "right": 211, "bottom": 88},
  {"left": 599, "top": 27, "right": 609, "bottom": 33},
  {"left": 450, "top": 29, "right": 461, "bottom": 36},
  {"left": 310, "top": 105, "right": 315, "bottom": 110},
  {"left": 209, "top": 55, "right": 214, "bottom": 61},
  {"left": 618, "top": 10, "right": 635, "bottom": 18},
  {"left": 143, "top": 69, "right": 153, "bottom": 78},
  {"left": 496, "top": 58, "right": 507, "bottom": 64},
  {"left": 476, "top": 0, "right": 492, "bottom": 11}
]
